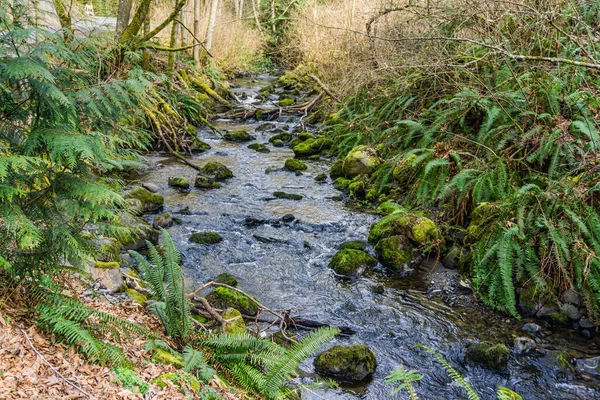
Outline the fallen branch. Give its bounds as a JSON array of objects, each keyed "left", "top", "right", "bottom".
[
  {"left": 196, "top": 297, "right": 227, "bottom": 333},
  {"left": 172, "top": 151, "right": 202, "bottom": 171},
  {"left": 309, "top": 75, "right": 341, "bottom": 103},
  {"left": 20, "top": 329, "right": 97, "bottom": 400}
]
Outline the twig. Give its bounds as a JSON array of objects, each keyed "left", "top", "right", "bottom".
[
  {"left": 309, "top": 75, "right": 341, "bottom": 103},
  {"left": 196, "top": 297, "right": 227, "bottom": 333},
  {"left": 20, "top": 329, "right": 97, "bottom": 400}
]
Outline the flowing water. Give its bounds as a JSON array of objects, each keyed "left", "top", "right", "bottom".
[{"left": 141, "top": 75, "right": 600, "bottom": 399}]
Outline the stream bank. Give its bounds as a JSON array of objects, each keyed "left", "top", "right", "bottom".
[{"left": 136, "top": 74, "right": 600, "bottom": 399}]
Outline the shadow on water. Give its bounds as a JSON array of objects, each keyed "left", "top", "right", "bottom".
[{"left": 140, "top": 74, "right": 600, "bottom": 400}]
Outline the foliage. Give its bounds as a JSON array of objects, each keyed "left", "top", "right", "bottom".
[
  {"left": 130, "top": 230, "right": 193, "bottom": 342},
  {"left": 111, "top": 366, "right": 149, "bottom": 395},
  {"left": 325, "top": 0, "right": 600, "bottom": 318},
  {"left": 385, "top": 366, "right": 421, "bottom": 399}
]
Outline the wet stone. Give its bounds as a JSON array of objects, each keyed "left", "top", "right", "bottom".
[
  {"left": 281, "top": 214, "right": 295, "bottom": 223},
  {"left": 513, "top": 337, "right": 536, "bottom": 354},
  {"left": 561, "top": 303, "right": 583, "bottom": 321},
  {"left": 522, "top": 323, "right": 542, "bottom": 334},
  {"left": 579, "top": 317, "right": 595, "bottom": 329}
]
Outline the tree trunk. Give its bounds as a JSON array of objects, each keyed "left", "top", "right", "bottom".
[
  {"left": 193, "top": 0, "right": 201, "bottom": 66},
  {"left": 115, "top": 0, "right": 132, "bottom": 40},
  {"left": 238, "top": 0, "right": 244, "bottom": 19},
  {"left": 167, "top": 19, "right": 179, "bottom": 71},
  {"left": 180, "top": 5, "right": 189, "bottom": 48},
  {"left": 205, "top": 0, "right": 218, "bottom": 52},
  {"left": 251, "top": 0, "right": 263, "bottom": 35},
  {"left": 53, "top": 0, "right": 73, "bottom": 42},
  {"left": 118, "top": 0, "right": 152, "bottom": 43},
  {"left": 141, "top": 9, "right": 151, "bottom": 70}
]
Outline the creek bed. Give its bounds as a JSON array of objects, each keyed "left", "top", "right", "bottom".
[{"left": 140, "top": 75, "right": 600, "bottom": 399}]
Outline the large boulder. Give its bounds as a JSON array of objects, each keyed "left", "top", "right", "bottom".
[
  {"left": 328, "top": 249, "right": 378, "bottom": 276},
  {"left": 465, "top": 341, "right": 509, "bottom": 371},
  {"left": 374, "top": 235, "right": 413, "bottom": 272},
  {"left": 199, "top": 162, "right": 233, "bottom": 180},
  {"left": 368, "top": 212, "right": 440, "bottom": 245},
  {"left": 125, "top": 187, "right": 164, "bottom": 213},
  {"left": 292, "top": 137, "right": 333, "bottom": 158},
  {"left": 206, "top": 287, "right": 259, "bottom": 316},
  {"left": 91, "top": 267, "right": 124, "bottom": 292},
  {"left": 314, "top": 345, "right": 377, "bottom": 382},
  {"left": 342, "top": 146, "right": 379, "bottom": 178}
]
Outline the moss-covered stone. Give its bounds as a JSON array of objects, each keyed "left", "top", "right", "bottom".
[
  {"left": 216, "top": 273, "right": 238, "bottom": 287},
  {"left": 314, "top": 345, "right": 377, "bottom": 382},
  {"left": 223, "top": 308, "right": 246, "bottom": 333},
  {"left": 339, "top": 240, "right": 369, "bottom": 251},
  {"left": 126, "top": 288, "right": 148, "bottom": 305},
  {"left": 272, "top": 139, "right": 284, "bottom": 147},
  {"left": 289, "top": 137, "right": 303, "bottom": 149},
  {"left": 168, "top": 176, "right": 190, "bottom": 189},
  {"left": 94, "top": 261, "right": 120, "bottom": 269},
  {"left": 94, "top": 237, "right": 121, "bottom": 262},
  {"left": 342, "top": 146, "right": 380, "bottom": 178},
  {"left": 269, "top": 132, "right": 292, "bottom": 143},
  {"left": 190, "top": 138, "right": 211, "bottom": 153},
  {"left": 194, "top": 175, "right": 222, "bottom": 189},
  {"left": 224, "top": 130, "right": 255, "bottom": 142},
  {"left": 315, "top": 173, "right": 328, "bottom": 182},
  {"left": 248, "top": 143, "right": 271, "bottom": 153},
  {"left": 206, "top": 287, "right": 259, "bottom": 316},
  {"left": 333, "top": 177, "right": 352, "bottom": 192},
  {"left": 117, "top": 213, "right": 159, "bottom": 251},
  {"left": 278, "top": 98, "right": 295, "bottom": 107},
  {"left": 374, "top": 235, "right": 413, "bottom": 272},
  {"left": 152, "top": 213, "right": 174, "bottom": 229},
  {"left": 199, "top": 162, "right": 233, "bottom": 180},
  {"left": 273, "top": 191, "right": 303, "bottom": 200},
  {"left": 292, "top": 137, "right": 334, "bottom": 158},
  {"left": 152, "top": 348, "right": 183, "bottom": 368},
  {"left": 297, "top": 132, "right": 314, "bottom": 141},
  {"left": 328, "top": 249, "right": 378, "bottom": 276},
  {"left": 125, "top": 187, "right": 164, "bottom": 213},
  {"left": 284, "top": 158, "right": 307, "bottom": 172},
  {"left": 392, "top": 154, "right": 418, "bottom": 185},
  {"left": 368, "top": 212, "right": 440, "bottom": 245},
  {"left": 329, "top": 159, "right": 344, "bottom": 180},
  {"left": 465, "top": 342, "right": 509, "bottom": 371},
  {"left": 377, "top": 201, "right": 405, "bottom": 215},
  {"left": 190, "top": 232, "right": 223, "bottom": 244},
  {"left": 348, "top": 179, "right": 366, "bottom": 200}
]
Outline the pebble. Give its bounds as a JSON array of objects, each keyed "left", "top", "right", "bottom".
[
  {"left": 282, "top": 214, "right": 295, "bottom": 223},
  {"left": 514, "top": 337, "right": 536, "bottom": 354}
]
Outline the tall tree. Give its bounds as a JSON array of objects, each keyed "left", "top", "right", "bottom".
[
  {"left": 205, "top": 0, "right": 218, "bottom": 51},
  {"left": 193, "top": 0, "right": 201, "bottom": 66},
  {"left": 115, "top": 0, "right": 133, "bottom": 40}
]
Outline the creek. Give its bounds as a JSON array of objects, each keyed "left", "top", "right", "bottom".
[{"left": 141, "top": 75, "right": 600, "bottom": 399}]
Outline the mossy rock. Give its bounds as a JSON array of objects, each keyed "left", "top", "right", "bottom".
[
  {"left": 289, "top": 137, "right": 303, "bottom": 149},
  {"left": 333, "top": 177, "right": 352, "bottom": 192},
  {"left": 117, "top": 213, "right": 159, "bottom": 251},
  {"left": 374, "top": 235, "right": 413, "bottom": 272},
  {"left": 190, "top": 232, "right": 223, "bottom": 244},
  {"left": 216, "top": 273, "right": 238, "bottom": 287},
  {"left": 194, "top": 175, "right": 222, "bottom": 189},
  {"left": 272, "top": 139, "right": 285, "bottom": 147},
  {"left": 392, "top": 154, "right": 419, "bottom": 185},
  {"left": 339, "top": 240, "right": 368, "bottom": 251},
  {"left": 256, "top": 122, "right": 276, "bottom": 131},
  {"left": 328, "top": 249, "right": 378, "bottom": 276},
  {"left": 93, "top": 237, "right": 122, "bottom": 262},
  {"left": 273, "top": 191, "right": 303, "bottom": 200},
  {"left": 224, "top": 130, "right": 255, "bottom": 142},
  {"left": 465, "top": 342, "right": 509, "bottom": 371},
  {"left": 297, "top": 132, "right": 314, "bottom": 141},
  {"left": 199, "top": 162, "right": 233, "bottom": 180},
  {"left": 150, "top": 372, "right": 200, "bottom": 392},
  {"left": 126, "top": 288, "right": 148, "bottom": 305},
  {"left": 284, "top": 158, "right": 307, "bottom": 172},
  {"left": 248, "top": 143, "right": 271, "bottom": 153},
  {"left": 152, "top": 348, "right": 183, "bottom": 368},
  {"left": 342, "top": 146, "right": 380, "bottom": 178},
  {"left": 278, "top": 98, "right": 295, "bottom": 107},
  {"left": 377, "top": 201, "right": 405, "bottom": 215},
  {"left": 348, "top": 179, "right": 366, "bottom": 200},
  {"left": 168, "top": 176, "right": 190, "bottom": 189},
  {"left": 206, "top": 287, "right": 259, "bottom": 316},
  {"left": 292, "top": 137, "right": 334, "bottom": 158},
  {"left": 269, "top": 132, "right": 292, "bottom": 143},
  {"left": 543, "top": 350, "right": 575, "bottom": 373},
  {"left": 314, "top": 345, "right": 377, "bottom": 382},
  {"left": 315, "top": 173, "right": 328, "bottom": 182},
  {"left": 153, "top": 213, "right": 174, "bottom": 229},
  {"left": 368, "top": 212, "right": 440, "bottom": 245},
  {"left": 223, "top": 308, "right": 246, "bottom": 333},
  {"left": 190, "top": 138, "right": 211, "bottom": 153},
  {"left": 125, "top": 187, "right": 164, "bottom": 213}
]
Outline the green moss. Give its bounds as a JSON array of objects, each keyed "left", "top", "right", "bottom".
[
  {"left": 348, "top": 180, "right": 366, "bottom": 200},
  {"left": 191, "top": 138, "right": 211, "bottom": 153},
  {"left": 216, "top": 273, "right": 238, "bottom": 287},
  {"left": 329, "top": 159, "right": 344, "bottom": 180},
  {"left": 150, "top": 372, "right": 200, "bottom": 392},
  {"left": 342, "top": 146, "right": 380, "bottom": 178},
  {"left": 152, "top": 348, "right": 183, "bottom": 368},
  {"left": 333, "top": 177, "right": 352, "bottom": 192},
  {"left": 223, "top": 308, "right": 246, "bottom": 333},
  {"left": 273, "top": 191, "right": 303, "bottom": 200},
  {"left": 206, "top": 287, "right": 259, "bottom": 316},
  {"left": 272, "top": 139, "right": 284, "bottom": 147},
  {"left": 292, "top": 137, "right": 334, "bottom": 158},
  {"left": 315, "top": 173, "right": 328, "bottom": 182},
  {"left": 278, "top": 98, "right": 295, "bottom": 107},
  {"left": 392, "top": 154, "right": 418, "bottom": 185},
  {"left": 186, "top": 124, "right": 196, "bottom": 136},
  {"left": 550, "top": 312, "right": 568, "bottom": 324},
  {"left": 368, "top": 212, "right": 440, "bottom": 245},
  {"left": 314, "top": 345, "right": 377, "bottom": 382},
  {"left": 168, "top": 176, "right": 190, "bottom": 189},
  {"left": 366, "top": 188, "right": 380, "bottom": 202},
  {"left": 377, "top": 201, "right": 405, "bottom": 215},
  {"left": 465, "top": 342, "right": 509, "bottom": 371},
  {"left": 289, "top": 137, "right": 303, "bottom": 149},
  {"left": 374, "top": 235, "right": 412, "bottom": 271},
  {"left": 111, "top": 366, "right": 149, "bottom": 395},
  {"left": 95, "top": 261, "right": 120, "bottom": 269},
  {"left": 328, "top": 249, "right": 378, "bottom": 276},
  {"left": 190, "top": 232, "right": 223, "bottom": 244},
  {"left": 152, "top": 213, "right": 173, "bottom": 229},
  {"left": 194, "top": 175, "right": 222, "bottom": 189},
  {"left": 125, "top": 288, "right": 148, "bottom": 305},
  {"left": 224, "top": 130, "right": 255, "bottom": 142},
  {"left": 339, "top": 240, "right": 368, "bottom": 251},
  {"left": 126, "top": 187, "right": 164, "bottom": 213},
  {"left": 412, "top": 218, "right": 438, "bottom": 244},
  {"left": 191, "top": 313, "right": 210, "bottom": 324},
  {"left": 297, "top": 132, "right": 314, "bottom": 141},
  {"left": 199, "top": 162, "right": 233, "bottom": 180},
  {"left": 248, "top": 143, "right": 271, "bottom": 153},
  {"left": 97, "top": 237, "right": 121, "bottom": 261},
  {"left": 284, "top": 158, "right": 307, "bottom": 172},
  {"left": 269, "top": 133, "right": 292, "bottom": 143}
]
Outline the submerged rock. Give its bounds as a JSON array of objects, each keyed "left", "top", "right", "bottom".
[
  {"left": 190, "top": 232, "right": 223, "bottom": 244},
  {"left": 194, "top": 175, "right": 222, "bottom": 189},
  {"left": 522, "top": 322, "right": 542, "bottom": 334},
  {"left": 272, "top": 139, "right": 284, "bottom": 147},
  {"left": 284, "top": 158, "right": 307, "bottom": 172},
  {"left": 273, "top": 191, "right": 303, "bottom": 200},
  {"left": 342, "top": 145, "right": 380, "bottom": 178},
  {"left": 224, "top": 130, "right": 255, "bottom": 142},
  {"left": 281, "top": 214, "right": 296, "bottom": 223},
  {"left": 314, "top": 345, "right": 377, "bottom": 382},
  {"left": 142, "top": 183, "right": 160, "bottom": 193},
  {"left": 576, "top": 356, "right": 600, "bottom": 376},
  {"left": 328, "top": 249, "right": 378, "bottom": 276},
  {"left": 168, "top": 176, "right": 190, "bottom": 189},
  {"left": 206, "top": 287, "right": 258, "bottom": 316},
  {"left": 199, "top": 161, "right": 233, "bottom": 180},
  {"left": 223, "top": 308, "right": 246, "bottom": 333},
  {"left": 152, "top": 213, "right": 174, "bottom": 229},
  {"left": 269, "top": 132, "right": 292, "bottom": 143},
  {"left": 465, "top": 341, "right": 509, "bottom": 371},
  {"left": 292, "top": 137, "right": 333, "bottom": 158},
  {"left": 374, "top": 235, "right": 413, "bottom": 272},
  {"left": 315, "top": 173, "right": 328, "bottom": 182},
  {"left": 125, "top": 187, "right": 164, "bottom": 213},
  {"left": 216, "top": 273, "right": 237, "bottom": 287},
  {"left": 248, "top": 143, "right": 271, "bottom": 153},
  {"left": 190, "top": 138, "right": 211, "bottom": 153}
]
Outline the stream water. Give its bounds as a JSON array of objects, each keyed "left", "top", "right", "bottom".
[{"left": 141, "top": 75, "right": 600, "bottom": 399}]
